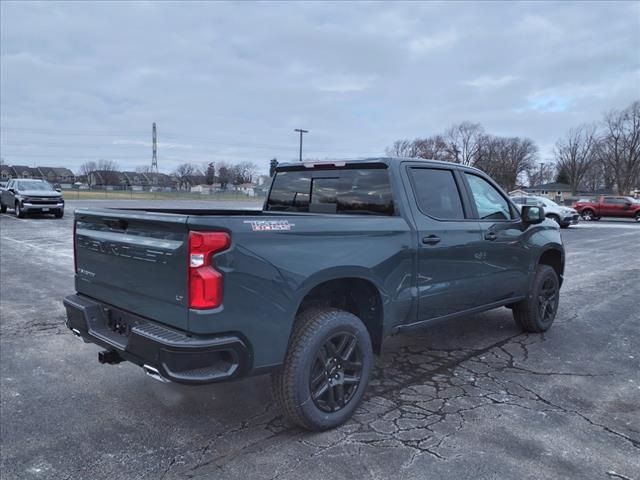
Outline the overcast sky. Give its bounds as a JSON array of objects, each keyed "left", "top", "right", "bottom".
[{"left": 1, "top": 1, "right": 639, "bottom": 174}]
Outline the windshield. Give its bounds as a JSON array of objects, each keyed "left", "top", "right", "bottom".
[
  {"left": 538, "top": 198, "right": 558, "bottom": 207},
  {"left": 16, "top": 181, "right": 54, "bottom": 191}
]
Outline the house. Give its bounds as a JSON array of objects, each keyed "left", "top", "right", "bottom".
[
  {"left": 190, "top": 184, "right": 213, "bottom": 194},
  {"left": 0, "top": 165, "right": 12, "bottom": 181},
  {"left": 10, "top": 165, "right": 40, "bottom": 179},
  {"left": 37, "top": 167, "right": 75, "bottom": 187},
  {"left": 235, "top": 183, "right": 257, "bottom": 197},
  {"left": 523, "top": 182, "right": 573, "bottom": 202},
  {"left": 145, "top": 172, "right": 175, "bottom": 189},
  {"left": 89, "top": 170, "right": 127, "bottom": 188},
  {"left": 122, "top": 171, "right": 149, "bottom": 191}
]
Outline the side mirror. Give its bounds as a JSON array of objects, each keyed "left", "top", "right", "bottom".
[{"left": 522, "top": 205, "right": 545, "bottom": 225}]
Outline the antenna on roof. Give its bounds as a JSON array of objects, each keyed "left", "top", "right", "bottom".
[{"left": 151, "top": 122, "right": 158, "bottom": 173}]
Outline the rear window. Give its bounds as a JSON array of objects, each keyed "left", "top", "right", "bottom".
[{"left": 266, "top": 167, "right": 394, "bottom": 215}]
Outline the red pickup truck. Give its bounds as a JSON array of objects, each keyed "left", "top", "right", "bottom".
[{"left": 573, "top": 195, "right": 640, "bottom": 222}]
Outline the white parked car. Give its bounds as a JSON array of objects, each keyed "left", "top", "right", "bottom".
[{"left": 511, "top": 195, "right": 580, "bottom": 228}]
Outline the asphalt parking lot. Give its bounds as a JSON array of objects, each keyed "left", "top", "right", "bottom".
[{"left": 1, "top": 201, "right": 639, "bottom": 480}]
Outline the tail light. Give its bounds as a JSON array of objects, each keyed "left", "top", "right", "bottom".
[{"left": 188, "top": 231, "right": 230, "bottom": 309}]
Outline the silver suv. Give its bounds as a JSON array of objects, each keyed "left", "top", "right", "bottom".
[{"left": 511, "top": 195, "right": 579, "bottom": 228}]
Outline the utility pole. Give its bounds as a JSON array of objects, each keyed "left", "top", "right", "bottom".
[
  {"left": 151, "top": 122, "right": 158, "bottom": 172},
  {"left": 294, "top": 128, "right": 308, "bottom": 162}
]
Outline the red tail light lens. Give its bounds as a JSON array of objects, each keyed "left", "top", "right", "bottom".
[{"left": 188, "top": 231, "right": 230, "bottom": 309}]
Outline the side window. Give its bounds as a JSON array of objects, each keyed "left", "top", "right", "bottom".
[
  {"left": 409, "top": 168, "right": 465, "bottom": 220},
  {"left": 465, "top": 173, "right": 513, "bottom": 221}
]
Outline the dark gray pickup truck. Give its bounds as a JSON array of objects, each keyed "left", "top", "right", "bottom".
[{"left": 64, "top": 158, "right": 564, "bottom": 430}]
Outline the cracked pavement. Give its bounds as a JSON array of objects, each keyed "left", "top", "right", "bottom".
[{"left": 1, "top": 202, "right": 639, "bottom": 480}]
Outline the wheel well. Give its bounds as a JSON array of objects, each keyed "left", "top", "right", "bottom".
[
  {"left": 296, "top": 278, "right": 384, "bottom": 354},
  {"left": 539, "top": 249, "right": 564, "bottom": 286}
]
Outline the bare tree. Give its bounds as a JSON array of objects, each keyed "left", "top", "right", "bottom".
[
  {"left": 444, "top": 121, "right": 485, "bottom": 165},
  {"left": 135, "top": 165, "right": 155, "bottom": 173},
  {"left": 413, "top": 135, "right": 448, "bottom": 160},
  {"left": 173, "top": 163, "right": 196, "bottom": 190},
  {"left": 385, "top": 139, "right": 417, "bottom": 157},
  {"left": 526, "top": 162, "right": 556, "bottom": 188},
  {"left": 597, "top": 101, "right": 640, "bottom": 195},
  {"left": 475, "top": 136, "right": 537, "bottom": 191},
  {"left": 97, "top": 159, "right": 118, "bottom": 171},
  {"left": 553, "top": 124, "right": 598, "bottom": 195},
  {"left": 77, "top": 161, "right": 97, "bottom": 186}
]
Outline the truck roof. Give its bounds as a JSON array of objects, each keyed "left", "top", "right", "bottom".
[{"left": 277, "top": 157, "right": 484, "bottom": 174}]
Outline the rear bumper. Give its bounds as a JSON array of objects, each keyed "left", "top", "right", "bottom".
[{"left": 63, "top": 294, "right": 251, "bottom": 385}]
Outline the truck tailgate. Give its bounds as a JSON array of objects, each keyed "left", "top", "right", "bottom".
[{"left": 74, "top": 209, "right": 189, "bottom": 330}]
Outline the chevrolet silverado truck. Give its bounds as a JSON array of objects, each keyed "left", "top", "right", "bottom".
[
  {"left": 0, "top": 178, "right": 65, "bottom": 218},
  {"left": 573, "top": 195, "right": 640, "bottom": 222},
  {"left": 63, "top": 158, "right": 565, "bottom": 430}
]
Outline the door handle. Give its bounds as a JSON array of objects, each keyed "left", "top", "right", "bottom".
[
  {"left": 484, "top": 231, "right": 497, "bottom": 241},
  {"left": 422, "top": 235, "right": 441, "bottom": 245}
]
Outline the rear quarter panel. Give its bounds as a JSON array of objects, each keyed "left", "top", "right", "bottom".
[{"left": 187, "top": 214, "right": 415, "bottom": 370}]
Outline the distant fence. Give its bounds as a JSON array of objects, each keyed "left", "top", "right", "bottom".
[{"left": 61, "top": 186, "right": 266, "bottom": 202}]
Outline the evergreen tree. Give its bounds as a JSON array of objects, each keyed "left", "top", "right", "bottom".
[
  {"left": 555, "top": 166, "right": 570, "bottom": 185},
  {"left": 205, "top": 162, "right": 215, "bottom": 185}
]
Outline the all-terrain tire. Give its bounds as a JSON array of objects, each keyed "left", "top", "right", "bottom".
[
  {"left": 272, "top": 308, "right": 373, "bottom": 431},
  {"left": 512, "top": 265, "right": 560, "bottom": 333}
]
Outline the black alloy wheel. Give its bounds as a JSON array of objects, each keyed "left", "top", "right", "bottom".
[{"left": 309, "top": 332, "right": 363, "bottom": 413}]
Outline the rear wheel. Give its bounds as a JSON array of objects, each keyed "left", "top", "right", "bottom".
[
  {"left": 272, "top": 308, "right": 373, "bottom": 431},
  {"left": 581, "top": 209, "right": 595, "bottom": 221},
  {"left": 512, "top": 265, "right": 560, "bottom": 333},
  {"left": 15, "top": 202, "right": 26, "bottom": 218},
  {"left": 635, "top": 212, "right": 640, "bottom": 223}
]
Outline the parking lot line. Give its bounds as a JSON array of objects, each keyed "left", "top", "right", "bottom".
[
  {"left": 0, "top": 213, "right": 27, "bottom": 221},
  {"left": 0, "top": 235, "right": 73, "bottom": 258}
]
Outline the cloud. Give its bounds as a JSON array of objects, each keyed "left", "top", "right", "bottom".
[
  {"left": 407, "top": 30, "right": 458, "bottom": 55},
  {"left": 464, "top": 75, "right": 519, "bottom": 88},
  {"left": 312, "top": 74, "right": 376, "bottom": 93},
  {"left": 0, "top": 2, "right": 637, "bottom": 171}
]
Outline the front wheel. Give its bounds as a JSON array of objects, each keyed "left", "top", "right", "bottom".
[
  {"left": 512, "top": 265, "right": 560, "bottom": 333},
  {"left": 0, "top": 202, "right": 6, "bottom": 213},
  {"left": 581, "top": 209, "right": 595, "bottom": 221},
  {"left": 55, "top": 209, "right": 64, "bottom": 218},
  {"left": 272, "top": 308, "right": 373, "bottom": 431},
  {"left": 15, "top": 202, "right": 26, "bottom": 218}
]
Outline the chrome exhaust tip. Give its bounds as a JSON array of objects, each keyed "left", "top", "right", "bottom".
[{"left": 143, "top": 364, "right": 170, "bottom": 383}]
